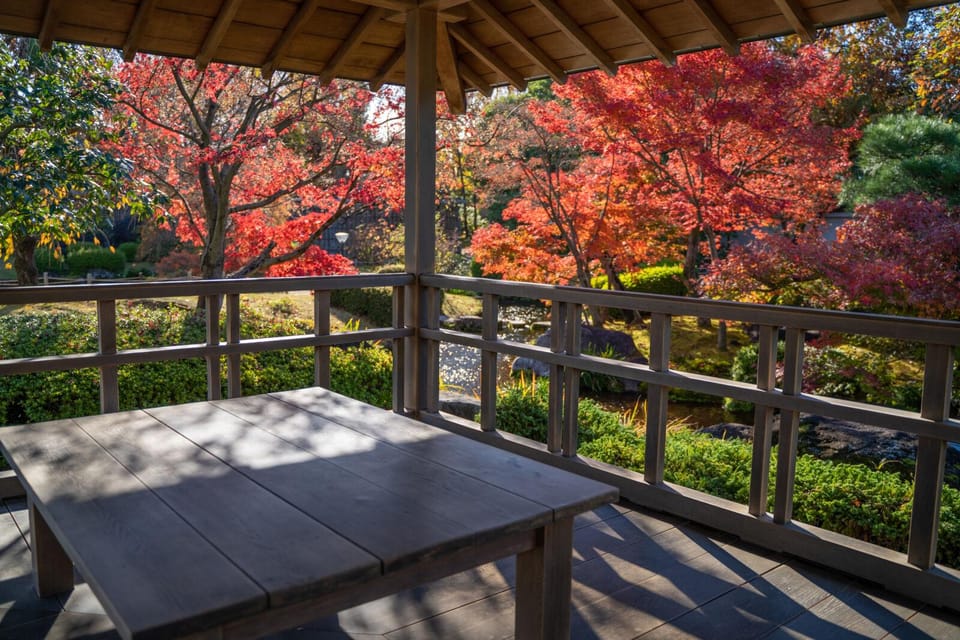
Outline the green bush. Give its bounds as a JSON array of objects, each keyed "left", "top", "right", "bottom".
[
  {"left": 118, "top": 242, "right": 140, "bottom": 262},
  {"left": 65, "top": 245, "right": 126, "bottom": 277},
  {"left": 330, "top": 287, "right": 394, "bottom": 327},
  {"left": 493, "top": 381, "right": 960, "bottom": 568},
  {"left": 593, "top": 264, "right": 687, "bottom": 297},
  {"left": 34, "top": 246, "right": 66, "bottom": 274},
  {"left": 0, "top": 304, "right": 394, "bottom": 423}
]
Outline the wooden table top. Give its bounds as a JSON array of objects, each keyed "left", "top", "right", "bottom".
[{"left": 0, "top": 387, "right": 617, "bottom": 639}]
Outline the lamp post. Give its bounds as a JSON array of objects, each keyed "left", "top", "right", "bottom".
[{"left": 334, "top": 231, "right": 349, "bottom": 255}]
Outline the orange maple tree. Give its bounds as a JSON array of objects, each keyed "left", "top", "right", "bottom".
[
  {"left": 114, "top": 57, "right": 402, "bottom": 279},
  {"left": 556, "top": 43, "right": 859, "bottom": 292}
]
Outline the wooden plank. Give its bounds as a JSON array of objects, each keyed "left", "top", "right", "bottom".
[
  {"left": 773, "top": 0, "right": 816, "bottom": 42},
  {"left": 644, "top": 313, "right": 670, "bottom": 484},
  {"left": 470, "top": 0, "right": 566, "bottom": 82},
  {"left": 38, "top": 0, "right": 62, "bottom": 49},
  {"left": 602, "top": 0, "right": 675, "bottom": 65},
  {"left": 97, "top": 299, "right": 119, "bottom": 414},
  {"left": 319, "top": 6, "right": 386, "bottom": 84},
  {"left": 878, "top": 0, "right": 908, "bottom": 27},
  {"left": 448, "top": 22, "right": 527, "bottom": 90},
  {"left": 195, "top": 0, "right": 245, "bottom": 69},
  {"left": 205, "top": 293, "right": 221, "bottom": 401},
  {"left": 261, "top": 0, "right": 321, "bottom": 78},
  {"left": 269, "top": 387, "right": 619, "bottom": 519},
  {"left": 480, "top": 293, "right": 499, "bottom": 432},
  {"left": 314, "top": 290, "right": 331, "bottom": 388},
  {"left": 369, "top": 41, "right": 404, "bottom": 90},
  {"left": 515, "top": 518, "right": 574, "bottom": 640},
  {"left": 122, "top": 0, "right": 160, "bottom": 60},
  {"left": 684, "top": 0, "right": 740, "bottom": 55},
  {"left": 392, "top": 284, "right": 405, "bottom": 414},
  {"left": 74, "top": 411, "right": 380, "bottom": 607},
  {"left": 437, "top": 20, "right": 465, "bottom": 114},
  {"left": 749, "top": 324, "right": 777, "bottom": 517},
  {"left": 0, "top": 420, "right": 265, "bottom": 639},
  {"left": 907, "top": 343, "right": 954, "bottom": 568},
  {"left": 146, "top": 400, "right": 549, "bottom": 569},
  {"left": 458, "top": 61, "right": 492, "bottom": 96},
  {"left": 548, "top": 303, "right": 565, "bottom": 453},
  {"left": 529, "top": 0, "right": 617, "bottom": 75},
  {"left": 226, "top": 292, "right": 241, "bottom": 398},
  {"left": 773, "top": 327, "right": 805, "bottom": 525},
  {"left": 29, "top": 499, "right": 73, "bottom": 598},
  {"left": 562, "top": 303, "right": 581, "bottom": 457}
]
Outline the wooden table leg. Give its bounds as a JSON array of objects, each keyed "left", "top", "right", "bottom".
[
  {"left": 29, "top": 499, "right": 74, "bottom": 597},
  {"left": 515, "top": 517, "right": 574, "bottom": 640}
]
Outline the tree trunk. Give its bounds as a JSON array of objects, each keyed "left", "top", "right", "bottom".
[{"left": 12, "top": 235, "right": 39, "bottom": 286}]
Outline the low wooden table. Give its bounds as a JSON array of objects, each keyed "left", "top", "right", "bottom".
[{"left": 0, "top": 387, "right": 617, "bottom": 640}]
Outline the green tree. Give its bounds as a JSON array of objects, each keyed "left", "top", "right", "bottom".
[
  {"left": 0, "top": 38, "right": 144, "bottom": 285},
  {"left": 915, "top": 6, "right": 960, "bottom": 120},
  {"left": 841, "top": 113, "right": 960, "bottom": 207}
]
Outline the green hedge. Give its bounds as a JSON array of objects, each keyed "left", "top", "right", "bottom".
[
  {"left": 0, "top": 304, "right": 394, "bottom": 425},
  {"left": 330, "top": 287, "right": 394, "bottom": 327},
  {"left": 493, "top": 380, "right": 960, "bottom": 568},
  {"left": 592, "top": 264, "right": 686, "bottom": 297},
  {"left": 65, "top": 244, "right": 127, "bottom": 276},
  {"left": 117, "top": 242, "right": 140, "bottom": 262}
]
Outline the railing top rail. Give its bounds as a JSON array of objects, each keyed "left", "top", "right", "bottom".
[
  {"left": 423, "top": 274, "right": 960, "bottom": 345},
  {"left": 0, "top": 274, "right": 414, "bottom": 305}
]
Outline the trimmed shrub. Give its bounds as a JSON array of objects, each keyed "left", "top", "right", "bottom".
[
  {"left": 65, "top": 245, "right": 126, "bottom": 277},
  {"left": 118, "top": 242, "right": 140, "bottom": 263},
  {"left": 593, "top": 264, "right": 686, "bottom": 297},
  {"left": 330, "top": 287, "right": 394, "bottom": 327}
]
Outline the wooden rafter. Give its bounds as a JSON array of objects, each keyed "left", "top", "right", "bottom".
[
  {"left": 262, "top": 0, "right": 321, "bottom": 79},
  {"left": 196, "top": 0, "right": 245, "bottom": 69},
  {"left": 437, "top": 21, "right": 465, "bottom": 114},
  {"left": 369, "top": 43, "right": 405, "bottom": 91},
  {"left": 123, "top": 0, "right": 160, "bottom": 61},
  {"left": 685, "top": 0, "right": 739, "bottom": 56},
  {"left": 385, "top": 6, "right": 469, "bottom": 23},
  {"left": 601, "top": 0, "right": 675, "bottom": 66},
  {"left": 319, "top": 6, "right": 386, "bottom": 85},
  {"left": 528, "top": 0, "right": 617, "bottom": 75},
  {"left": 773, "top": 0, "right": 816, "bottom": 43},
  {"left": 471, "top": 0, "right": 566, "bottom": 83},
  {"left": 38, "top": 0, "right": 62, "bottom": 50},
  {"left": 877, "top": 0, "right": 908, "bottom": 27},
  {"left": 448, "top": 23, "right": 526, "bottom": 90},
  {"left": 458, "top": 61, "right": 492, "bottom": 97}
]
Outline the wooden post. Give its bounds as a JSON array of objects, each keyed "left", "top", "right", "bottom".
[
  {"left": 515, "top": 518, "right": 574, "bottom": 640},
  {"left": 547, "top": 302, "right": 566, "bottom": 453},
  {"left": 908, "top": 343, "right": 954, "bottom": 568},
  {"left": 96, "top": 299, "right": 119, "bottom": 413},
  {"left": 644, "top": 313, "right": 671, "bottom": 484},
  {"left": 773, "top": 328, "right": 805, "bottom": 524},
  {"left": 402, "top": 5, "right": 437, "bottom": 416},
  {"left": 480, "top": 293, "right": 499, "bottom": 432},
  {"left": 314, "top": 290, "right": 331, "bottom": 388},
  {"left": 562, "top": 303, "right": 581, "bottom": 457},
  {"left": 225, "top": 293, "right": 241, "bottom": 398},
  {"left": 392, "top": 285, "right": 405, "bottom": 415},
  {"left": 749, "top": 325, "right": 777, "bottom": 516},
  {"left": 30, "top": 500, "right": 73, "bottom": 597},
  {"left": 205, "top": 294, "right": 221, "bottom": 401}
]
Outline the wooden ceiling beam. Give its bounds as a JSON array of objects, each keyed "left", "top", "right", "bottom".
[
  {"left": 471, "top": 0, "right": 566, "bottom": 83},
  {"left": 601, "top": 0, "right": 675, "bottom": 66},
  {"left": 448, "top": 22, "right": 527, "bottom": 90},
  {"left": 685, "top": 0, "right": 739, "bottom": 56},
  {"left": 369, "top": 43, "right": 404, "bottom": 91},
  {"left": 123, "top": 0, "right": 160, "bottom": 61},
  {"left": 196, "top": 0, "right": 245, "bottom": 69},
  {"left": 262, "top": 0, "right": 321, "bottom": 79},
  {"left": 773, "top": 0, "right": 816, "bottom": 43},
  {"left": 528, "top": 0, "right": 617, "bottom": 75},
  {"left": 38, "top": 0, "right": 62, "bottom": 50},
  {"left": 877, "top": 0, "right": 908, "bottom": 28},
  {"left": 320, "top": 6, "right": 386, "bottom": 85},
  {"left": 437, "top": 21, "right": 465, "bottom": 114},
  {"left": 458, "top": 61, "right": 492, "bottom": 97},
  {"left": 385, "top": 6, "right": 468, "bottom": 23}
]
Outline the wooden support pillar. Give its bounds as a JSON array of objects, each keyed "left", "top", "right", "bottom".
[
  {"left": 773, "top": 328, "right": 805, "bottom": 524},
  {"left": 749, "top": 325, "right": 777, "bottom": 516},
  {"left": 547, "top": 302, "right": 566, "bottom": 453},
  {"left": 480, "top": 293, "right": 499, "bottom": 432},
  {"left": 402, "top": 5, "right": 438, "bottom": 416},
  {"left": 30, "top": 500, "right": 73, "bottom": 597},
  {"left": 314, "top": 290, "right": 331, "bottom": 389},
  {"left": 225, "top": 293, "right": 241, "bottom": 398},
  {"left": 96, "top": 299, "right": 119, "bottom": 413},
  {"left": 644, "top": 313, "right": 670, "bottom": 484},
  {"left": 562, "top": 303, "right": 581, "bottom": 457},
  {"left": 205, "top": 294, "right": 221, "bottom": 401}
]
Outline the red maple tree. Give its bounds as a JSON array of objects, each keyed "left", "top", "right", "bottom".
[
  {"left": 114, "top": 57, "right": 403, "bottom": 279},
  {"left": 558, "top": 43, "right": 858, "bottom": 292}
]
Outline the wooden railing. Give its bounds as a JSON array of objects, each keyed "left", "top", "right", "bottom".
[
  {"left": 419, "top": 274, "right": 960, "bottom": 611},
  {"left": 2, "top": 273, "right": 959, "bottom": 609},
  {"left": 0, "top": 274, "right": 413, "bottom": 412}
]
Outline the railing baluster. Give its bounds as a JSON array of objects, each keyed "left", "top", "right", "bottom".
[
  {"left": 480, "top": 293, "right": 499, "bottom": 432},
  {"left": 225, "top": 293, "right": 241, "bottom": 398},
  {"left": 562, "top": 303, "right": 582, "bottom": 457},
  {"left": 773, "top": 327, "right": 805, "bottom": 524},
  {"left": 313, "top": 290, "right": 331, "bottom": 389},
  {"left": 749, "top": 325, "right": 778, "bottom": 517},
  {"left": 547, "top": 302, "right": 566, "bottom": 453},
  {"left": 426, "top": 286, "right": 441, "bottom": 414},
  {"left": 97, "top": 299, "right": 119, "bottom": 413},
  {"left": 908, "top": 343, "right": 954, "bottom": 569},
  {"left": 205, "top": 294, "right": 221, "bottom": 401},
  {"left": 644, "top": 313, "right": 671, "bottom": 484},
  {"left": 392, "top": 286, "right": 405, "bottom": 414}
]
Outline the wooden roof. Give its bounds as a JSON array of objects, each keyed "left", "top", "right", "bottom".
[{"left": 0, "top": 0, "right": 949, "bottom": 109}]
